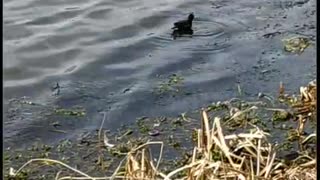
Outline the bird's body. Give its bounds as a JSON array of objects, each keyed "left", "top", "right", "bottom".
[{"left": 172, "top": 13, "right": 194, "bottom": 31}]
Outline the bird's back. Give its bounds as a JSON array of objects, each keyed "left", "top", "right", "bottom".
[{"left": 173, "top": 20, "right": 192, "bottom": 29}]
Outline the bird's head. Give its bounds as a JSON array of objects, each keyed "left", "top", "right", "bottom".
[{"left": 188, "top": 13, "right": 194, "bottom": 22}]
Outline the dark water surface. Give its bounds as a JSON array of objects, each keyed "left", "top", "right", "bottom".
[{"left": 3, "top": 0, "right": 316, "bottom": 148}]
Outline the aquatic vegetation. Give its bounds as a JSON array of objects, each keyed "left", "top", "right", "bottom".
[
  {"left": 283, "top": 36, "right": 310, "bottom": 54},
  {"left": 206, "top": 101, "right": 228, "bottom": 112},
  {"left": 5, "top": 80, "right": 316, "bottom": 180},
  {"left": 156, "top": 74, "right": 184, "bottom": 95},
  {"left": 278, "top": 80, "right": 316, "bottom": 121},
  {"left": 54, "top": 108, "right": 86, "bottom": 116},
  {"left": 136, "top": 117, "right": 151, "bottom": 134},
  {"left": 272, "top": 110, "right": 292, "bottom": 122}
]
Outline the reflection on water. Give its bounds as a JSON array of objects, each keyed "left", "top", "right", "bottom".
[
  {"left": 3, "top": 0, "right": 316, "bottom": 147},
  {"left": 171, "top": 29, "right": 193, "bottom": 40}
]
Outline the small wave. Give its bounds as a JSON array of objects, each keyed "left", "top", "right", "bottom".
[
  {"left": 3, "top": 24, "right": 33, "bottom": 40},
  {"left": 182, "top": 43, "right": 231, "bottom": 52},
  {"left": 25, "top": 9, "right": 83, "bottom": 26},
  {"left": 151, "top": 33, "right": 174, "bottom": 47},
  {"left": 192, "top": 20, "right": 227, "bottom": 37},
  {"left": 85, "top": 8, "right": 113, "bottom": 20}
]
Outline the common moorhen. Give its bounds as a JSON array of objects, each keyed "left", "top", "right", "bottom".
[{"left": 172, "top": 13, "right": 194, "bottom": 31}]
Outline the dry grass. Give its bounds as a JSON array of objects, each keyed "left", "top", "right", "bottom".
[
  {"left": 8, "top": 81, "right": 316, "bottom": 180},
  {"left": 279, "top": 80, "right": 316, "bottom": 119}
]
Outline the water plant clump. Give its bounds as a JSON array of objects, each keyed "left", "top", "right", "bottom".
[{"left": 156, "top": 74, "right": 184, "bottom": 95}]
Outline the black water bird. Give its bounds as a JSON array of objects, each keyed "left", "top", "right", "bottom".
[{"left": 172, "top": 13, "right": 194, "bottom": 31}]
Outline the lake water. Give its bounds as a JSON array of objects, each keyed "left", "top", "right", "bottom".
[{"left": 3, "top": 0, "right": 316, "bottom": 148}]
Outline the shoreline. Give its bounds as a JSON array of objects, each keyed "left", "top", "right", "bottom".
[{"left": 4, "top": 80, "right": 316, "bottom": 179}]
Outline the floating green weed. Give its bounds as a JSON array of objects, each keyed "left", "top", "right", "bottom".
[
  {"left": 157, "top": 74, "right": 184, "bottom": 94},
  {"left": 54, "top": 108, "right": 86, "bottom": 116},
  {"left": 283, "top": 37, "right": 310, "bottom": 54},
  {"left": 272, "top": 110, "right": 292, "bottom": 122}
]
